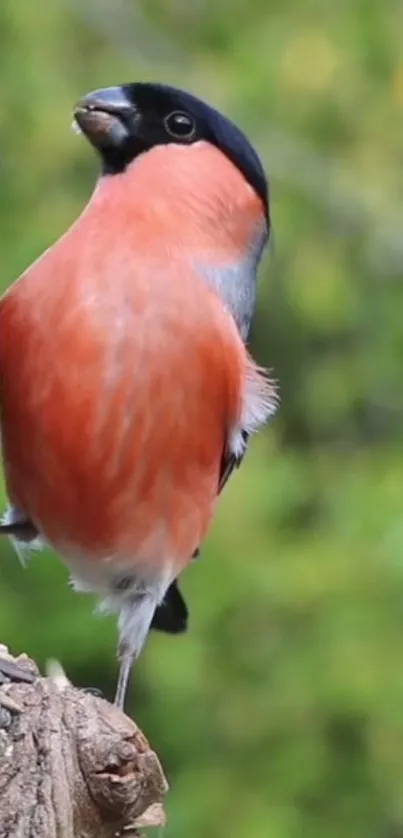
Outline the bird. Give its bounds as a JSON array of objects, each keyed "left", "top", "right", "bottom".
[{"left": 0, "top": 82, "right": 277, "bottom": 710}]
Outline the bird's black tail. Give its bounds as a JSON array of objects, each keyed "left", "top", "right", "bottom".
[
  {"left": 0, "top": 519, "right": 38, "bottom": 541},
  {"left": 151, "top": 579, "right": 188, "bottom": 634}
]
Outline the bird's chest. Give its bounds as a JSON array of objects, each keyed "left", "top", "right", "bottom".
[{"left": 0, "top": 273, "right": 223, "bottom": 571}]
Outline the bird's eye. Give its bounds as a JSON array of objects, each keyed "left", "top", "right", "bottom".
[{"left": 164, "top": 111, "right": 196, "bottom": 140}]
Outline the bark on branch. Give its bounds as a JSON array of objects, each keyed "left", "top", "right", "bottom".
[{"left": 0, "top": 646, "right": 168, "bottom": 838}]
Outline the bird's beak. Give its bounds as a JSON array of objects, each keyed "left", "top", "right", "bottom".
[{"left": 73, "top": 86, "right": 134, "bottom": 149}]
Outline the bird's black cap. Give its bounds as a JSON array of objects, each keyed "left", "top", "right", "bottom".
[{"left": 74, "top": 81, "right": 269, "bottom": 220}]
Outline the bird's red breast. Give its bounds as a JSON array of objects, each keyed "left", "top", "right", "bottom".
[{"left": 0, "top": 141, "right": 260, "bottom": 578}]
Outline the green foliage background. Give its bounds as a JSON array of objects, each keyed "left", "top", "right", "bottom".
[{"left": 0, "top": 1, "right": 403, "bottom": 836}]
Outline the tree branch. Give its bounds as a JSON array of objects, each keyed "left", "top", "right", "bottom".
[{"left": 0, "top": 646, "right": 168, "bottom": 838}]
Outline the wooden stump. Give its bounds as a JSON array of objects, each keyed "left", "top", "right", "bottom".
[{"left": 0, "top": 647, "right": 168, "bottom": 838}]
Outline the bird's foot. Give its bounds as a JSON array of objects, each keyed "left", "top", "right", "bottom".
[{"left": 81, "top": 686, "right": 105, "bottom": 699}]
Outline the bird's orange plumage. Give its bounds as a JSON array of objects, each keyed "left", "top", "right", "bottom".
[
  {"left": 0, "top": 142, "right": 259, "bottom": 579},
  {"left": 0, "top": 80, "right": 276, "bottom": 710}
]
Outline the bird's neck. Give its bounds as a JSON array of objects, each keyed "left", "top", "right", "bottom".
[{"left": 85, "top": 141, "right": 268, "bottom": 262}]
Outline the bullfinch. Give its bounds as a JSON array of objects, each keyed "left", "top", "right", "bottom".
[{"left": 0, "top": 82, "right": 277, "bottom": 710}]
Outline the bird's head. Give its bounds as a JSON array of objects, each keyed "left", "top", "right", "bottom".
[{"left": 73, "top": 82, "right": 269, "bottom": 255}]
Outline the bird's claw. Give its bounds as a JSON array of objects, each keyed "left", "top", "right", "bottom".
[{"left": 81, "top": 686, "right": 105, "bottom": 699}]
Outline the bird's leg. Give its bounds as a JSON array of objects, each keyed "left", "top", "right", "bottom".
[
  {"left": 114, "top": 650, "right": 135, "bottom": 710},
  {"left": 114, "top": 589, "right": 160, "bottom": 712}
]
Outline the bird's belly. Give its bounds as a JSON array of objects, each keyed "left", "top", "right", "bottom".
[
  {"left": 0, "top": 259, "right": 241, "bottom": 578},
  {"left": 2, "top": 403, "right": 219, "bottom": 576},
  {"left": 0, "top": 330, "right": 223, "bottom": 577}
]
